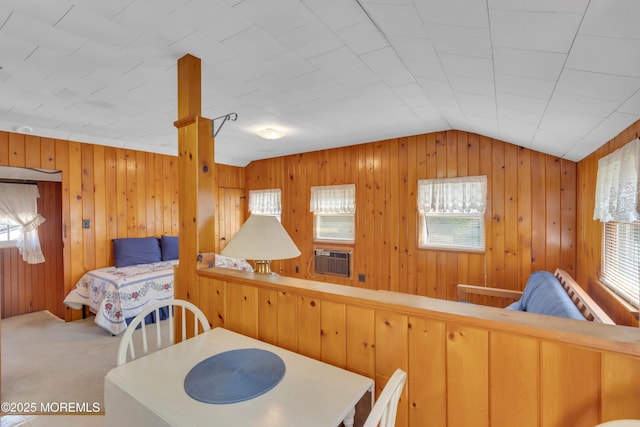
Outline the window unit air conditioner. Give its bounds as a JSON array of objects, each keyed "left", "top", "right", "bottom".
[{"left": 314, "top": 249, "right": 351, "bottom": 278}]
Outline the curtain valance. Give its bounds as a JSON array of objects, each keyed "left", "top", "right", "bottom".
[
  {"left": 417, "top": 176, "right": 487, "bottom": 214},
  {"left": 248, "top": 189, "right": 282, "bottom": 215},
  {"left": 593, "top": 139, "right": 639, "bottom": 223},
  {"left": 309, "top": 184, "right": 356, "bottom": 214}
]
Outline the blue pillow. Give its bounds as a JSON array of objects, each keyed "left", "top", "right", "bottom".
[
  {"left": 161, "top": 235, "right": 179, "bottom": 261},
  {"left": 518, "top": 271, "right": 585, "bottom": 320},
  {"left": 113, "top": 237, "right": 161, "bottom": 267}
]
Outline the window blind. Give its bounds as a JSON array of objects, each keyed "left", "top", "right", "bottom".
[{"left": 602, "top": 222, "right": 640, "bottom": 308}]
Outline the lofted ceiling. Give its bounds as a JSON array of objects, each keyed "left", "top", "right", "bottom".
[{"left": 1, "top": 0, "right": 640, "bottom": 167}]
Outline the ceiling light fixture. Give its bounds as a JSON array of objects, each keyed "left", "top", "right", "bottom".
[
  {"left": 257, "top": 128, "right": 285, "bottom": 140},
  {"left": 14, "top": 125, "right": 34, "bottom": 134}
]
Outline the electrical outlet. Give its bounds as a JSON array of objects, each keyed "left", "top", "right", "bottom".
[
  {"left": 295, "top": 266, "right": 299, "bottom": 273},
  {"left": 358, "top": 274, "right": 366, "bottom": 282},
  {"left": 82, "top": 219, "right": 90, "bottom": 229}
]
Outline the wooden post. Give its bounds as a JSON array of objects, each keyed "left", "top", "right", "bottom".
[{"left": 174, "top": 54, "right": 216, "bottom": 335}]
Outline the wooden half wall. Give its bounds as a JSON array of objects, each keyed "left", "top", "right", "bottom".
[
  {"left": 245, "top": 130, "right": 577, "bottom": 300},
  {"left": 0, "top": 131, "right": 244, "bottom": 320},
  {"left": 196, "top": 267, "right": 640, "bottom": 427}
]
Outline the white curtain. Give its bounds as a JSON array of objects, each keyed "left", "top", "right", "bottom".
[
  {"left": 310, "top": 184, "right": 356, "bottom": 214},
  {"left": 593, "top": 139, "right": 640, "bottom": 223},
  {"left": 0, "top": 183, "right": 46, "bottom": 264},
  {"left": 417, "top": 176, "right": 487, "bottom": 214},
  {"left": 248, "top": 189, "right": 282, "bottom": 215}
]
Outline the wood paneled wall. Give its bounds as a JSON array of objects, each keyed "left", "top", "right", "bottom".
[
  {"left": 0, "top": 132, "right": 181, "bottom": 320},
  {"left": 245, "top": 130, "right": 576, "bottom": 299},
  {"left": 0, "top": 131, "right": 244, "bottom": 321},
  {"left": 576, "top": 119, "right": 640, "bottom": 326},
  {"left": 197, "top": 268, "right": 640, "bottom": 427},
  {"left": 0, "top": 181, "right": 64, "bottom": 318}
]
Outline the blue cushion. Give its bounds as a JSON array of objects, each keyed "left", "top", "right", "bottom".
[
  {"left": 505, "top": 301, "right": 522, "bottom": 311},
  {"left": 113, "top": 237, "right": 161, "bottom": 267},
  {"left": 515, "top": 271, "right": 585, "bottom": 321},
  {"left": 160, "top": 235, "right": 179, "bottom": 261}
]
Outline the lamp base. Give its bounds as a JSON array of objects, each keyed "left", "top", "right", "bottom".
[{"left": 254, "top": 260, "right": 272, "bottom": 274}]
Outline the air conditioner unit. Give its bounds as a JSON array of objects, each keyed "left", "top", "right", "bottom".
[{"left": 314, "top": 248, "right": 351, "bottom": 278}]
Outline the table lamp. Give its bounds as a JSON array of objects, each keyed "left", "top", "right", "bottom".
[{"left": 221, "top": 214, "right": 301, "bottom": 274}]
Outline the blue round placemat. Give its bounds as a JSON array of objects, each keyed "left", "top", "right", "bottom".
[{"left": 184, "top": 348, "right": 286, "bottom": 404}]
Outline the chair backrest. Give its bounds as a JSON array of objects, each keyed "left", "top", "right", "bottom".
[
  {"left": 363, "top": 369, "right": 407, "bottom": 427},
  {"left": 116, "top": 299, "right": 211, "bottom": 366}
]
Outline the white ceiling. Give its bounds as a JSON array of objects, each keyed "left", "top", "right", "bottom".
[{"left": 1, "top": 0, "right": 640, "bottom": 167}]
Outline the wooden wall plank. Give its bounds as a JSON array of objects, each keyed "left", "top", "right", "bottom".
[
  {"left": 277, "top": 290, "right": 298, "bottom": 352},
  {"left": 408, "top": 317, "right": 446, "bottom": 426},
  {"left": 517, "top": 147, "right": 532, "bottom": 290},
  {"left": 9, "top": 133, "right": 25, "bottom": 167},
  {"left": 489, "top": 332, "right": 539, "bottom": 427},
  {"left": 240, "top": 285, "right": 258, "bottom": 338},
  {"left": 545, "top": 157, "right": 562, "bottom": 271},
  {"left": 93, "top": 146, "right": 107, "bottom": 267},
  {"left": 104, "top": 147, "right": 118, "bottom": 266},
  {"left": 297, "top": 295, "right": 321, "bottom": 359},
  {"left": 24, "top": 135, "right": 41, "bottom": 168},
  {"left": 258, "top": 288, "right": 278, "bottom": 345},
  {"left": 601, "top": 352, "right": 640, "bottom": 421},
  {"left": 40, "top": 138, "right": 55, "bottom": 170},
  {"left": 375, "top": 310, "right": 409, "bottom": 427},
  {"left": 81, "top": 144, "right": 95, "bottom": 272},
  {"left": 346, "top": 305, "right": 375, "bottom": 378},
  {"left": 446, "top": 324, "right": 489, "bottom": 427},
  {"left": 320, "top": 300, "right": 346, "bottom": 368},
  {"left": 540, "top": 342, "right": 601, "bottom": 427},
  {"left": 0, "top": 132, "right": 9, "bottom": 165}
]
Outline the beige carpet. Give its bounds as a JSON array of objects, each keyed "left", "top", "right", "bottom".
[{"left": 1, "top": 311, "right": 117, "bottom": 414}]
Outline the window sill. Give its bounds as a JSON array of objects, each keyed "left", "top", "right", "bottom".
[{"left": 596, "top": 278, "right": 639, "bottom": 321}]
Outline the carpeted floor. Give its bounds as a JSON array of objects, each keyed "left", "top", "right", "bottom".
[{"left": 1, "top": 311, "right": 117, "bottom": 415}]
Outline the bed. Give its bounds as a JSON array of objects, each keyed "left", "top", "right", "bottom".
[
  {"left": 64, "top": 260, "right": 178, "bottom": 335},
  {"left": 63, "top": 236, "right": 253, "bottom": 335}
]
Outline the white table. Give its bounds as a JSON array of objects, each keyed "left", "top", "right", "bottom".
[{"left": 105, "top": 327, "right": 374, "bottom": 427}]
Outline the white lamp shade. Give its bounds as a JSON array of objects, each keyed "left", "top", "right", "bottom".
[{"left": 221, "top": 215, "right": 300, "bottom": 261}]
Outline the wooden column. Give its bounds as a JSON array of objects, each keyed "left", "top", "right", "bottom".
[{"left": 174, "top": 54, "right": 216, "bottom": 320}]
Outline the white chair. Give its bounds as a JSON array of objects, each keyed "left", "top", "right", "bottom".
[
  {"left": 117, "top": 299, "right": 211, "bottom": 366},
  {"left": 363, "top": 369, "right": 407, "bottom": 427}
]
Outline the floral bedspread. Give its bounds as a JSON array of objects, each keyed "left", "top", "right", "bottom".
[
  {"left": 63, "top": 254, "right": 253, "bottom": 335},
  {"left": 64, "top": 260, "right": 178, "bottom": 335}
]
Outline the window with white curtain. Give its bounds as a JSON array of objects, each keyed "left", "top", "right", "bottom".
[
  {"left": 417, "top": 176, "right": 487, "bottom": 252},
  {"left": 310, "top": 184, "right": 355, "bottom": 243},
  {"left": 248, "top": 189, "right": 282, "bottom": 221},
  {"left": 0, "top": 183, "right": 46, "bottom": 263},
  {"left": 0, "top": 220, "right": 21, "bottom": 247},
  {"left": 594, "top": 139, "right": 639, "bottom": 309}
]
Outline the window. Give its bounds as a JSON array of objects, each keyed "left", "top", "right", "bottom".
[
  {"left": 0, "top": 183, "right": 46, "bottom": 263},
  {"left": 310, "top": 184, "right": 355, "bottom": 243},
  {"left": 602, "top": 222, "right": 639, "bottom": 308},
  {"left": 248, "top": 189, "right": 281, "bottom": 221},
  {"left": 417, "top": 176, "right": 487, "bottom": 252},
  {"left": 594, "top": 139, "right": 640, "bottom": 309},
  {"left": 0, "top": 220, "right": 20, "bottom": 248}
]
